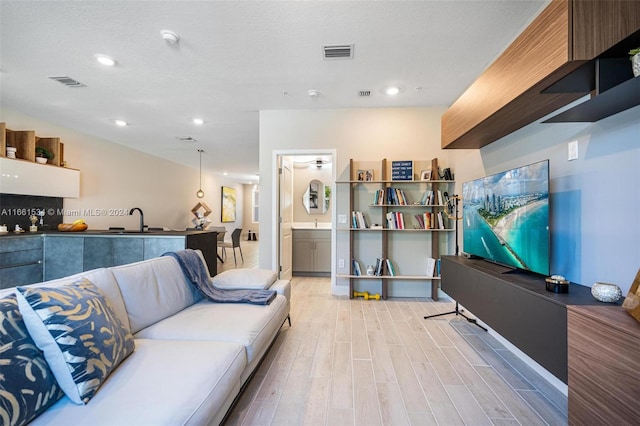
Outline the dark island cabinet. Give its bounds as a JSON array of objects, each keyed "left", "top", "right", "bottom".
[{"left": 0, "top": 235, "right": 43, "bottom": 289}]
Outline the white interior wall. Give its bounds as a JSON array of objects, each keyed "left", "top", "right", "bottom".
[{"left": 1, "top": 108, "right": 244, "bottom": 232}]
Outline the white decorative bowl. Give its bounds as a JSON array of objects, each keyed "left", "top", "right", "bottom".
[
  {"left": 591, "top": 282, "right": 622, "bottom": 303},
  {"left": 35, "top": 157, "right": 48, "bottom": 164}
]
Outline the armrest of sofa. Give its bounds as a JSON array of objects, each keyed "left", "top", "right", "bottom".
[{"left": 269, "top": 279, "right": 290, "bottom": 302}]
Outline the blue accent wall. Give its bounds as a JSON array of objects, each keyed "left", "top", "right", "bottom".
[{"left": 476, "top": 101, "right": 639, "bottom": 294}]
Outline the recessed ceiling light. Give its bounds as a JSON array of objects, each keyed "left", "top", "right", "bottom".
[
  {"left": 385, "top": 86, "right": 400, "bottom": 96},
  {"left": 192, "top": 118, "right": 204, "bottom": 125},
  {"left": 95, "top": 54, "right": 116, "bottom": 67},
  {"left": 161, "top": 30, "right": 180, "bottom": 44},
  {"left": 114, "top": 119, "right": 128, "bottom": 127},
  {"left": 307, "top": 89, "right": 320, "bottom": 98},
  {"left": 223, "top": 172, "right": 228, "bottom": 176}
]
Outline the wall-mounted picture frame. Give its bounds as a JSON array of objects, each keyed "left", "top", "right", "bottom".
[
  {"left": 357, "top": 169, "right": 374, "bottom": 181},
  {"left": 420, "top": 169, "right": 432, "bottom": 181},
  {"left": 221, "top": 186, "right": 237, "bottom": 223}
]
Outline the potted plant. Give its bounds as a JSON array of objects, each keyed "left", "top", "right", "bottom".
[
  {"left": 629, "top": 48, "right": 640, "bottom": 78},
  {"left": 35, "top": 146, "right": 54, "bottom": 164}
]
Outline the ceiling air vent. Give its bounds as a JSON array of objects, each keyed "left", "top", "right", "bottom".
[
  {"left": 48, "top": 76, "right": 86, "bottom": 87},
  {"left": 176, "top": 136, "right": 198, "bottom": 143},
  {"left": 322, "top": 44, "right": 354, "bottom": 60},
  {"left": 358, "top": 90, "right": 371, "bottom": 97}
]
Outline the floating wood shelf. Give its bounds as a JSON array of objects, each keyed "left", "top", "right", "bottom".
[{"left": 442, "top": 0, "right": 640, "bottom": 149}]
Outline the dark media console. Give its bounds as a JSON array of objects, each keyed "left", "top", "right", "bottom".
[{"left": 441, "top": 255, "right": 599, "bottom": 383}]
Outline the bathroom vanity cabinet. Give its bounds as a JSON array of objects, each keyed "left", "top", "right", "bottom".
[{"left": 292, "top": 229, "right": 331, "bottom": 276}]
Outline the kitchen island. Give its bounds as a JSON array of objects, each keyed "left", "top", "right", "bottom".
[{"left": 0, "top": 229, "right": 217, "bottom": 288}]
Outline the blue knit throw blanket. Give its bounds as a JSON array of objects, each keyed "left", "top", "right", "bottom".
[{"left": 162, "top": 250, "right": 276, "bottom": 305}]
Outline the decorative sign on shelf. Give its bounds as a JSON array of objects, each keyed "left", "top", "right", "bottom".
[{"left": 391, "top": 160, "right": 413, "bottom": 181}]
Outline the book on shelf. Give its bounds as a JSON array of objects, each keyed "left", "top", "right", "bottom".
[
  {"left": 352, "top": 211, "right": 370, "bottom": 229},
  {"left": 386, "top": 211, "right": 405, "bottom": 229},
  {"left": 436, "top": 190, "right": 444, "bottom": 205},
  {"left": 352, "top": 259, "right": 362, "bottom": 276},
  {"left": 435, "top": 259, "right": 441, "bottom": 277},
  {"left": 420, "top": 190, "right": 435, "bottom": 206},
  {"left": 415, "top": 212, "right": 439, "bottom": 229},
  {"left": 426, "top": 257, "right": 436, "bottom": 277},
  {"left": 386, "top": 258, "right": 396, "bottom": 276},
  {"left": 374, "top": 257, "right": 385, "bottom": 276},
  {"left": 437, "top": 211, "right": 445, "bottom": 229}
]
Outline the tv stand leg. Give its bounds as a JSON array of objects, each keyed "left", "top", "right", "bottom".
[{"left": 424, "top": 302, "right": 487, "bottom": 332}]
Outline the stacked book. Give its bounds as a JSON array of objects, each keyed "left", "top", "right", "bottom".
[
  {"left": 386, "top": 211, "right": 405, "bottom": 229},
  {"left": 351, "top": 211, "right": 370, "bottom": 229},
  {"left": 426, "top": 257, "right": 442, "bottom": 277},
  {"left": 372, "top": 187, "right": 410, "bottom": 205},
  {"left": 419, "top": 190, "right": 445, "bottom": 206},
  {"left": 414, "top": 211, "right": 447, "bottom": 229},
  {"left": 352, "top": 258, "right": 397, "bottom": 276}
]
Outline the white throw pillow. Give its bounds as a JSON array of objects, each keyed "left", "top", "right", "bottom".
[{"left": 212, "top": 269, "right": 277, "bottom": 290}]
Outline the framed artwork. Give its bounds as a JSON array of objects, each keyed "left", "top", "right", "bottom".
[
  {"left": 357, "top": 170, "right": 374, "bottom": 181},
  {"left": 420, "top": 169, "right": 432, "bottom": 181},
  {"left": 221, "top": 186, "right": 237, "bottom": 223}
]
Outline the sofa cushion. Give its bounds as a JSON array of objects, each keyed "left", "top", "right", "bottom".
[
  {"left": 0, "top": 294, "right": 65, "bottom": 426},
  {"left": 30, "top": 339, "right": 247, "bottom": 426},
  {"left": 212, "top": 268, "right": 277, "bottom": 290},
  {"left": 110, "top": 257, "right": 202, "bottom": 334},
  {"left": 16, "top": 278, "right": 135, "bottom": 404},
  {"left": 135, "top": 294, "right": 288, "bottom": 365}
]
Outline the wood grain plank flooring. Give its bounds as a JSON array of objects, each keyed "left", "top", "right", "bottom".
[{"left": 224, "top": 276, "right": 567, "bottom": 426}]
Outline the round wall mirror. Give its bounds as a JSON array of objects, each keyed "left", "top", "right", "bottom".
[{"left": 303, "top": 179, "right": 329, "bottom": 214}]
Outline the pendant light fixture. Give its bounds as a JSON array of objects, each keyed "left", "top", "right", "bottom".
[{"left": 196, "top": 149, "right": 205, "bottom": 198}]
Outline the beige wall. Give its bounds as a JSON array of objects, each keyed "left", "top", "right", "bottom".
[
  {"left": 259, "top": 107, "right": 450, "bottom": 295},
  {"left": 242, "top": 183, "right": 259, "bottom": 239},
  {"left": 1, "top": 108, "right": 244, "bottom": 232}
]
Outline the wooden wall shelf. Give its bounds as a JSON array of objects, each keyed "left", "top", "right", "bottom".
[
  {"left": 1, "top": 122, "right": 66, "bottom": 167},
  {"left": 442, "top": 0, "right": 640, "bottom": 149}
]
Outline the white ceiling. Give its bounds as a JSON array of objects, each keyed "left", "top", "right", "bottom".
[{"left": 0, "top": 0, "right": 548, "bottom": 183}]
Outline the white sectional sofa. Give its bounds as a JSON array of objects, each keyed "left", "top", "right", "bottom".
[{"left": 0, "top": 251, "right": 290, "bottom": 426}]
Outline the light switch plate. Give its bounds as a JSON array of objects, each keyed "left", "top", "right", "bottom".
[
  {"left": 338, "top": 214, "right": 347, "bottom": 224},
  {"left": 568, "top": 140, "right": 578, "bottom": 161},
  {"left": 338, "top": 259, "right": 345, "bottom": 268}
]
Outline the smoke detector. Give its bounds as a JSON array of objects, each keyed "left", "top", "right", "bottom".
[{"left": 161, "top": 30, "right": 180, "bottom": 44}]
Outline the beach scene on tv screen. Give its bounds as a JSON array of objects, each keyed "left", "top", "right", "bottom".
[{"left": 462, "top": 160, "right": 549, "bottom": 275}]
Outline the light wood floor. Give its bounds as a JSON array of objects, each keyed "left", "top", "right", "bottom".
[
  {"left": 219, "top": 240, "right": 566, "bottom": 425},
  {"left": 223, "top": 275, "right": 567, "bottom": 426},
  {"left": 217, "top": 239, "right": 259, "bottom": 274}
]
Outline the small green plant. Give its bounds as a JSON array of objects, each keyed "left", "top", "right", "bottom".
[
  {"left": 35, "top": 146, "right": 54, "bottom": 160},
  {"left": 629, "top": 48, "right": 640, "bottom": 60}
]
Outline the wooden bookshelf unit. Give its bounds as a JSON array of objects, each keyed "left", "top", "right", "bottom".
[{"left": 337, "top": 158, "right": 455, "bottom": 300}]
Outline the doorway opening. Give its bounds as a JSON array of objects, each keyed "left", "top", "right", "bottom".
[{"left": 274, "top": 150, "right": 336, "bottom": 285}]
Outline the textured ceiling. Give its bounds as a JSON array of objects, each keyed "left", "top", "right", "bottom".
[{"left": 0, "top": 0, "right": 548, "bottom": 182}]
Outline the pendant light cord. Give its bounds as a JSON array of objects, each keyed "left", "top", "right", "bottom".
[{"left": 197, "top": 149, "right": 205, "bottom": 198}]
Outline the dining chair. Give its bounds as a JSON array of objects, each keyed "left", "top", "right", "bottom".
[{"left": 220, "top": 228, "right": 243, "bottom": 266}]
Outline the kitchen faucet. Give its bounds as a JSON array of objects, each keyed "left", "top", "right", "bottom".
[{"left": 129, "top": 207, "right": 144, "bottom": 232}]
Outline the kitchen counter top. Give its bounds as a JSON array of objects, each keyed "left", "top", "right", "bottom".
[{"left": 0, "top": 229, "right": 216, "bottom": 238}]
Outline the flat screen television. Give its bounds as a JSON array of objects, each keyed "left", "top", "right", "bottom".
[{"left": 462, "top": 160, "right": 550, "bottom": 276}]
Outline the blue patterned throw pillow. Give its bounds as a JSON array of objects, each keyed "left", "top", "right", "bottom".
[
  {"left": 0, "top": 294, "right": 64, "bottom": 426},
  {"left": 16, "top": 278, "right": 135, "bottom": 404}
]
